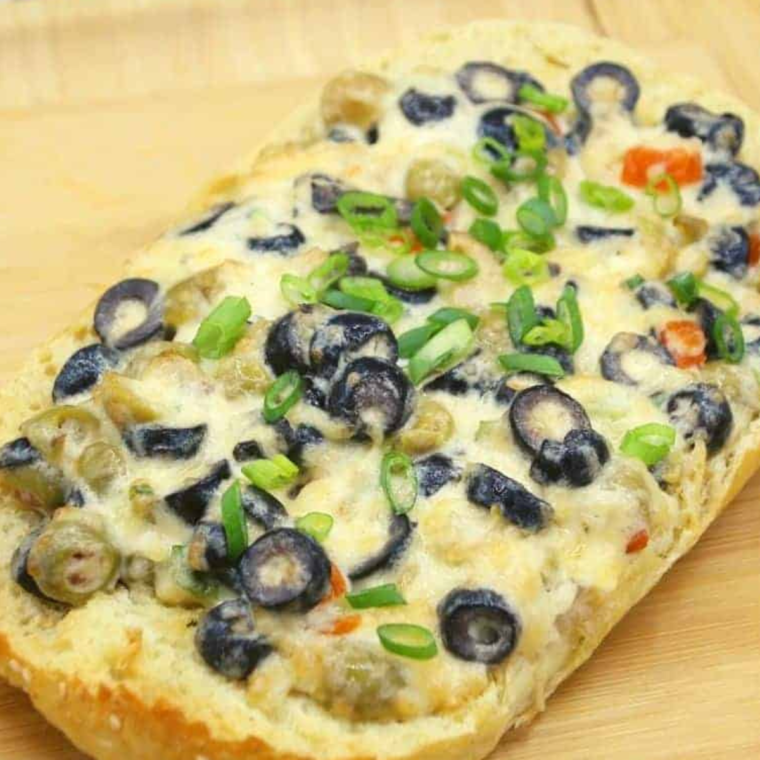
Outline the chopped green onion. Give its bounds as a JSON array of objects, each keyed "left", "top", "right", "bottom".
[
  {"left": 359, "top": 229, "right": 412, "bottom": 255},
  {"left": 280, "top": 274, "right": 317, "bottom": 306},
  {"left": 491, "top": 150, "right": 548, "bottom": 183},
  {"left": 518, "top": 83, "right": 569, "bottom": 114},
  {"left": 666, "top": 273, "right": 740, "bottom": 316},
  {"left": 461, "top": 176, "right": 499, "bottom": 216},
  {"left": 398, "top": 324, "right": 439, "bottom": 359},
  {"left": 192, "top": 296, "right": 251, "bottom": 359},
  {"left": 624, "top": 273, "right": 645, "bottom": 290},
  {"left": 386, "top": 255, "right": 437, "bottom": 291},
  {"left": 512, "top": 114, "right": 546, "bottom": 152},
  {"left": 713, "top": 313, "right": 745, "bottom": 363},
  {"left": 502, "top": 229, "right": 555, "bottom": 254},
  {"left": 506, "top": 284, "right": 539, "bottom": 345},
  {"left": 667, "top": 271, "right": 698, "bottom": 307},
  {"left": 498, "top": 352, "right": 565, "bottom": 377},
  {"left": 377, "top": 623, "right": 438, "bottom": 660},
  {"left": 370, "top": 297, "right": 404, "bottom": 324},
  {"left": 337, "top": 191, "right": 397, "bottom": 231},
  {"left": 308, "top": 252, "right": 350, "bottom": 293},
  {"left": 263, "top": 370, "right": 303, "bottom": 423},
  {"left": 516, "top": 197, "right": 557, "bottom": 238},
  {"left": 380, "top": 451, "right": 418, "bottom": 514},
  {"left": 620, "top": 423, "right": 676, "bottom": 466},
  {"left": 411, "top": 197, "right": 444, "bottom": 249},
  {"left": 339, "top": 276, "right": 389, "bottom": 302},
  {"left": 469, "top": 217, "right": 504, "bottom": 252},
  {"left": 502, "top": 248, "right": 551, "bottom": 286},
  {"left": 471, "top": 137, "right": 511, "bottom": 165},
  {"left": 645, "top": 173, "right": 682, "bottom": 218},
  {"left": 579, "top": 180, "right": 635, "bottom": 213},
  {"left": 556, "top": 283, "right": 584, "bottom": 353},
  {"left": 408, "top": 318, "right": 474, "bottom": 384},
  {"left": 523, "top": 318, "right": 570, "bottom": 347},
  {"left": 428, "top": 307, "right": 479, "bottom": 330},
  {"left": 321, "top": 289, "right": 375, "bottom": 312},
  {"left": 538, "top": 175, "right": 568, "bottom": 226},
  {"left": 221, "top": 481, "right": 248, "bottom": 562},
  {"left": 697, "top": 281, "right": 739, "bottom": 317},
  {"left": 242, "top": 454, "right": 299, "bottom": 490},
  {"left": 416, "top": 250, "right": 479, "bottom": 282},
  {"left": 346, "top": 583, "right": 406, "bottom": 609},
  {"left": 295, "top": 512, "right": 334, "bottom": 542}
]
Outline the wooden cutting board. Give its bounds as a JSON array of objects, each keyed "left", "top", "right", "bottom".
[{"left": 0, "top": 1, "right": 757, "bottom": 758}]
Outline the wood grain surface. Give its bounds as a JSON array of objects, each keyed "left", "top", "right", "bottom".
[{"left": 0, "top": 1, "right": 757, "bottom": 758}]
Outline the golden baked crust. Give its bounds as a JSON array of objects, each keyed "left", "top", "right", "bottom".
[{"left": 0, "top": 20, "right": 758, "bottom": 760}]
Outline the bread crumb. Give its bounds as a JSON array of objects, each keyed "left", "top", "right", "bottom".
[{"left": 108, "top": 714, "right": 122, "bottom": 732}]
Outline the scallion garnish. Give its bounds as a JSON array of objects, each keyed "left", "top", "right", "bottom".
[
  {"left": 192, "top": 295, "right": 251, "bottom": 359},
  {"left": 263, "top": 370, "right": 303, "bottom": 423},
  {"left": 517, "top": 83, "right": 569, "bottom": 113},
  {"left": 359, "top": 229, "right": 412, "bottom": 255},
  {"left": 380, "top": 451, "right": 418, "bottom": 514},
  {"left": 461, "top": 176, "right": 499, "bottom": 216},
  {"left": 416, "top": 250, "right": 479, "bottom": 282},
  {"left": 321, "top": 289, "right": 376, "bottom": 312},
  {"left": 280, "top": 274, "right": 318, "bottom": 306},
  {"left": 337, "top": 191, "right": 398, "bottom": 231},
  {"left": 308, "top": 252, "right": 351, "bottom": 293},
  {"left": 377, "top": 623, "right": 438, "bottom": 660},
  {"left": 506, "top": 284, "right": 539, "bottom": 345},
  {"left": 645, "top": 173, "right": 682, "bottom": 218},
  {"left": 579, "top": 180, "right": 635, "bottom": 213},
  {"left": 398, "top": 324, "right": 439, "bottom": 359},
  {"left": 620, "top": 423, "right": 676, "bottom": 466},
  {"left": 221, "top": 481, "right": 248, "bottom": 561},
  {"left": 339, "top": 276, "right": 389, "bottom": 302},
  {"left": 556, "top": 283, "right": 584, "bottom": 353},
  {"left": 624, "top": 273, "right": 645, "bottom": 290},
  {"left": 713, "top": 313, "right": 745, "bottom": 363},
  {"left": 333, "top": 276, "right": 405, "bottom": 323},
  {"left": 346, "top": 583, "right": 406, "bottom": 609},
  {"left": 427, "top": 307, "right": 479, "bottom": 330},
  {"left": 491, "top": 149, "right": 548, "bottom": 183},
  {"left": 667, "top": 272, "right": 739, "bottom": 315},
  {"left": 471, "top": 137, "right": 511, "bottom": 165},
  {"left": 242, "top": 454, "right": 299, "bottom": 490},
  {"left": 515, "top": 197, "right": 557, "bottom": 238},
  {"left": 498, "top": 352, "right": 565, "bottom": 377},
  {"left": 469, "top": 217, "right": 503, "bottom": 252},
  {"left": 502, "top": 248, "right": 551, "bottom": 286},
  {"left": 408, "top": 318, "right": 475, "bottom": 384},
  {"left": 523, "top": 318, "right": 570, "bottom": 348},
  {"left": 411, "top": 197, "right": 444, "bottom": 249},
  {"left": 537, "top": 174, "right": 568, "bottom": 226},
  {"left": 697, "top": 280, "right": 739, "bottom": 317},
  {"left": 386, "top": 255, "right": 437, "bottom": 291},
  {"left": 666, "top": 271, "right": 698, "bottom": 307},
  {"left": 502, "top": 229, "right": 555, "bottom": 254},
  {"left": 512, "top": 114, "right": 546, "bottom": 152},
  {"left": 371, "top": 297, "right": 404, "bottom": 324},
  {"left": 295, "top": 512, "right": 334, "bottom": 542}
]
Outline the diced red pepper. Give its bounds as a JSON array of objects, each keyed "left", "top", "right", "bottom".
[
  {"left": 321, "top": 564, "right": 348, "bottom": 605},
  {"left": 540, "top": 110, "right": 562, "bottom": 134},
  {"left": 749, "top": 233, "right": 760, "bottom": 266},
  {"left": 659, "top": 320, "right": 707, "bottom": 369},
  {"left": 626, "top": 529, "right": 650, "bottom": 554},
  {"left": 323, "top": 614, "right": 362, "bottom": 636},
  {"left": 621, "top": 146, "right": 703, "bottom": 187}
]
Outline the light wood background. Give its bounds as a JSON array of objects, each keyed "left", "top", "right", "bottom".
[{"left": 0, "top": 1, "right": 757, "bottom": 758}]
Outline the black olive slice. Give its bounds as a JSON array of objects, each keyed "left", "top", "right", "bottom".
[
  {"left": 509, "top": 386, "right": 591, "bottom": 455},
  {"left": 241, "top": 484, "right": 288, "bottom": 530},
  {"left": 667, "top": 383, "right": 732, "bottom": 454},
  {"left": 232, "top": 439, "right": 265, "bottom": 462},
  {"left": 466, "top": 463, "right": 553, "bottom": 531},
  {"left": 327, "top": 357, "right": 414, "bottom": 436},
  {"left": 52, "top": 344, "right": 120, "bottom": 403},
  {"left": 308, "top": 173, "right": 350, "bottom": 214},
  {"left": 239, "top": 528, "right": 331, "bottom": 611},
  {"left": 707, "top": 225, "right": 750, "bottom": 279},
  {"left": 664, "top": 103, "right": 744, "bottom": 157},
  {"left": 348, "top": 514, "right": 413, "bottom": 581},
  {"left": 564, "top": 111, "right": 593, "bottom": 155},
  {"left": 691, "top": 298, "right": 724, "bottom": 359},
  {"left": 195, "top": 599, "right": 272, "bottom": 680},
  {"left": 164, "top": 460, "right": 231, "bottom": 525},
  {"left": 247, "top": 224, "right": 306, "bottom": 255},
  {"left": 530, "top": 429, "right": 610, "bottom": 487},
  {"left": 273, "top": 420, "right": 324, "bottom": 465},
  {"left": 370, "top": 271, "right": 437, "bottom": 304},
  {"left": 415, "top": 454, "right": 462, "bottom": 497},
  {"left": 399, "top": 88, "right": 456, "bottom": 125},
  {"left": 179, "top": 202, "right": 235, "bottom": 236},
  {"left": 576, "top": 225, "right": 635, "bottom": 244},
  {"left": 0, "top": 437, "right": 42, "bottom": 469},
  {"left": 699, "top": 161, "right": 760, "bottom": 207},
  {"left": 123, "top": 424, "right": 207, "bottom": 460},
  {"left": 634, "top": 281, "right": 676, "bottom": 310},
  {"left": 265, "top": 304, "right": 331, "bottom": 375},
  {"left": 600, "top": 332, "right": 675, "bottom": 386},
  {"left": 455, "top": 61, "right": 540, "bottom": 104},
  {"left": 571, "top": 61, "right": 640, "bottom": 116},
  {"left": 11, "top": 529, "right": 50, "bottom": 600},
  {"left": 188, "top": 522, "right": 229, "bottom": 573},
  {"left": 477, "top": 106, "right": 554, "bottom": 153},
  {"left": 439, "top": 588, "right": 520, "bottom": 664},
  {"left": 310, "top": 312, "right": 398, "bottom": 379},
  {"left": 94, "top": 278, "right": 164, "bottom": 351}
]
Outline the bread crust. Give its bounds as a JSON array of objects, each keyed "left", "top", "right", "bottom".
[{"left": 0, "top": 20, "right": 758, "bottom": 760}]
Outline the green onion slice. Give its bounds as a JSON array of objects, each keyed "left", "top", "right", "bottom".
[
  {"left": 538, "top": 174, "right": 568, "bottom": 226},
  {"left": 377, "top": 623, "right": 438, "bottom": 660},
  {"left": 339, "top": 276, "right": 390, "bottom": 302},
  {"left": 358, "top": 229, "right": 412, "bottom": 255},
  {"left": 461, "top": 176, "right": 499, "bottom": 216},
  {"left": 398, "top": 324, "right": 439, "bottom": 359},
  {"left": 498, "top": 352, "right": 565, "bottom": 377},
  {"left": 469, "top": 217, "right": 504, "bottom": 252},
  {"left": 386, "top": 255, "right": 437, "bottom": 291},
  {"left": 697, "top": 280, "right": 739, "bottom": 317},
  {"left": 408, "top": 318, "right": 475, "bottom": 385},
  {"left": 579, "top": 180, "right": 635, "bottom": 213},
  {"left": 506, "top": 284, "right": 539, "bottom": 345},
  {"left": 512, "top": 114, "right": 546, "bottom": 152},
  {"left": 242, "top": 454, "right": 299, "bottom": 491},
  {"left": 321, "top": 289, "right": 376, "bottom": 312},
  {"left": 295, "top": 512, "right": 334, "bottom": 542},
  {"left": 624, "top": 273, "right": 645, "bottom": 290},
  {"left": 263, "top": 370, "right": 303, "bottom": 423},
  {"left": 516, "top": 197, "right": 557, "bottom": 238},
  {"left": 221, "top": 481, "right": 248, "bottom": 562},
  {"left": 370, "top": 297, "right": 404, "bottom": 325},
  {"left": 347, "top": 583, "right": 406, "bottom": 610},
  {"left": 280, "top": 274, "right": 318, "bottom": 306},
  {"left": 491, "top": 149, "right": 548, "bottom": 183},
  {"left": 337, "top": 191, "right": 398, "bottom": 231},
  {"left": 713, "top": 313, "right": 745, "bottom": 363},
  {"left": 411, "top": 197, "right": 444, "bottom": 249},
  {"left": 416, "top": 250, "right": 479, "bottom": 282},
  {"left": 502, "top": 229, "right": 555, "bottom": 254},
  {"left": 308, "top": 252, "right": 351, "bottom": 293},
  {"left": 502, "top": 248, "right": 551, "bottom": 286},
  {"left": 380, "top": 451, "right": 418, "bottom": 514},
  {"left": 471, "top": 137, "right": 511, "bottom": 165},
  {"left": 667, "top": 272, "right": 740, "bottom": 316},
  {"left": 192, "top": 295, "right": 251, "bottom": 359},
  {"left": 523, "top": 318, "right": 570, "bottom": 348},
  {"left": 667, "top": 271, "right": 698, "bottom": 307},
  {"left": 645, "top": 173, "right": 682, "bottom": 218},
  {"left": 428, "top": 307, "right": 479, "bottom": 330},
  {"left": 620, "top": 423, "right": 676, "bottom": 466},
  {"left": 518, "top": 83, "right": 569, "bottom": 114},
  {"left": 556, "top": 283, "right": 584, "bottom": 353}
]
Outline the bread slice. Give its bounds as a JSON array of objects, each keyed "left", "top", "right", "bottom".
[{"left": 1, "top": 20, "right": 759, "bottom": 760}]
